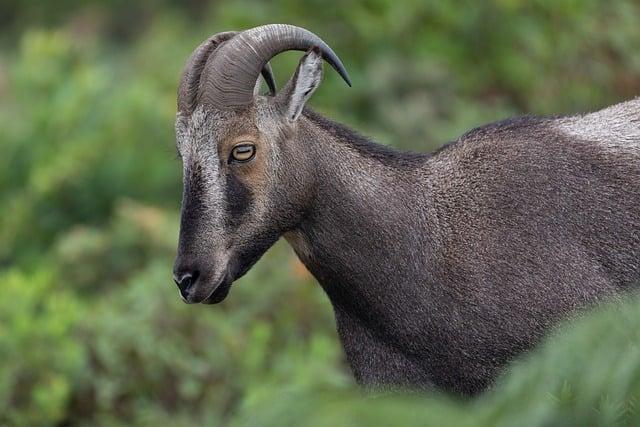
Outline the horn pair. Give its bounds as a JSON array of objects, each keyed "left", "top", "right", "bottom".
[{"left": 178, "top": 24, "right": 351, "bottom": 112}]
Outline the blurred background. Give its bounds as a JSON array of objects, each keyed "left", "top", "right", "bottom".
[{"left": 2, "top": 0, "right": 640, "bottom": 426}]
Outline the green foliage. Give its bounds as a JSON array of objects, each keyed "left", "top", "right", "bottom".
[
  {"left": 1, "top": 1, "right": 640, "bottom": 425},
  {"left": 0, "top": 268, "right": 84, "bottom": 426},
  {"left": 236, "top": 298, "right": 640, "bottom": 427}
]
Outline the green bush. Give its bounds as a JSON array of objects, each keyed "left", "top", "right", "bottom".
[
  {"left": 235, "top": 296, "right": 640, "bottom": 427},
  {"left": 0, "top": 268, "right": 85, "bottom": 427}
]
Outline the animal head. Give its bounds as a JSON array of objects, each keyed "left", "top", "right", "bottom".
[{"left": 173, "top": 24, "right": 351, "bottom": 303}]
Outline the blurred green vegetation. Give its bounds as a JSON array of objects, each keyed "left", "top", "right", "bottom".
[{"left": 1, "top": 0, "right": 640, "bottom": 425}]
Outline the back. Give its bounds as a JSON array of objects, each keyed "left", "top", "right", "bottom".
[{"left": 429, "top": 99, "right": 640, "bottom": 290}]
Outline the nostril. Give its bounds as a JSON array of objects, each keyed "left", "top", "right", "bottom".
[
  {"left": 180, "top": 273, "right": 193, "bottom": 289},
  {"left": 173, "top": 270, "right": 200, "bottom": 294}
]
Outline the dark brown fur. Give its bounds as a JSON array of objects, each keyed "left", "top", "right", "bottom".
[
  {"left": 281, "top": 105, "right": 640, "bottom": 395},
  {"left": 174, "top": 30, "right": 640, "bottom": 395}
]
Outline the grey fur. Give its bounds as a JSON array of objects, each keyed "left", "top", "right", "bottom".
[{"left": 174, "top": 25, "right": 640, "bottom": 396}]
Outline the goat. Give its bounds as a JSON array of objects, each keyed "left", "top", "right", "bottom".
[{"left": 172, "top": 24, "right": 640, "bottom": 396}]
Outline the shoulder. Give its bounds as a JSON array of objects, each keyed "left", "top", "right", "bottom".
[{"left": 429, "top": 115, "right": 559, "bottom": 172}]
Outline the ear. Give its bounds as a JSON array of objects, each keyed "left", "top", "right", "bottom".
[{"left": 276, "top": 47, "right": 324, "bottom": 122}]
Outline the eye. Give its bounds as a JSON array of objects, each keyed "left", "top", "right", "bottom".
[{"left": 230, "top": 143, "right": 256, "bottom": 163}]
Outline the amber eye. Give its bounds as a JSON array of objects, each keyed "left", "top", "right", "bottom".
[{"left": 230, "top": 143, "right": 256, "bottom": 163}]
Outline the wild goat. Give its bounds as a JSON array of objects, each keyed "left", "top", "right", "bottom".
[{"left": 172, "top": 24, "right": 640, "bottom": 395}]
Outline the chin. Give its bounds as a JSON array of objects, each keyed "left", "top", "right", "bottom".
[
  {"left": 186, "top": 243, "right": 273, "bottom": 305},
  {"left": 201, "top": 279, "right": 233, "bottom": 304}
]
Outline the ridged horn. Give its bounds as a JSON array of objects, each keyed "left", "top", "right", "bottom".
[
  {"left": 199, "top": 24, "right": 351, "bottom": 109},
  {"left": 178, "top": 31, "right": 276, "bottom": 113}
]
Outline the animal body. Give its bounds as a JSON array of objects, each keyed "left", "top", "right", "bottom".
[{"left": 172, "top": 24, "right": 640, "bottom": 395}]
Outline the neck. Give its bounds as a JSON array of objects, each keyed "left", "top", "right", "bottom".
[
  {"left": 286, "top": 109, "right": 441, "bottom": 338},
  {"left": 284, "top": 109, "right": 450, "bottom": 388}
]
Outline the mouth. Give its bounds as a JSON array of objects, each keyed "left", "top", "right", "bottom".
[
  {"left": 178, "top": 274, "right": 233, "bottom": 305},
  {"left": 201, "top": 278, "right": 233, "bottom": 304},
  {"left": 176, "top": 247, "right": 263, "bottom": 305}
]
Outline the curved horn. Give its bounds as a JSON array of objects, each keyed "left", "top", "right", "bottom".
[
  {"left": 178, "top": 31, "right": 276, "bottom": 113},
  {"left": 200, "top": 24, "right": 351, "bottom": 109}
]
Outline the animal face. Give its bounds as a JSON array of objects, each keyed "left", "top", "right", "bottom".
[
  {"left": 174, "top": 102, "right": 283, "bottom": 303},
  {"left": 172, "top": 25, "right": 350, "bottom": 303},
  {"left": 173, "top": 88, "right": 320, "bottom": 303}
]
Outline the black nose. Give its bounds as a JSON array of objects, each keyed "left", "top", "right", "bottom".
[{"left": 173, "top": 269, "right": 200, "bottom": 298}]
